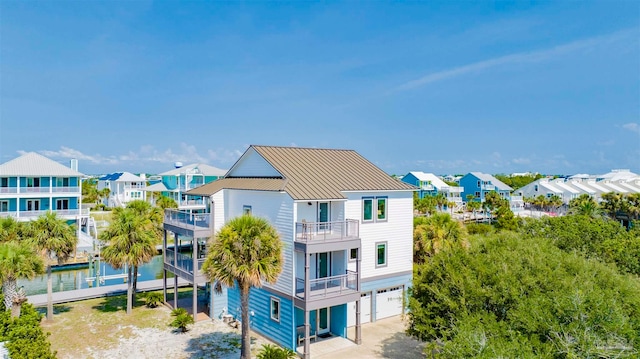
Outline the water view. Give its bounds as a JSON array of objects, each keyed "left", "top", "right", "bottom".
[{"left": 19, "top": 255, "right": 171, "bottom": 296}]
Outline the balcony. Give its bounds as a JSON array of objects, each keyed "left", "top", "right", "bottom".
[
  {"left": 420, "top": 184, "right": 435, "bottom": 191},
  {"left": 0, "top": 208, "right": 88, "bottom": 221},
  {"left": 295, "top": 271, "right": 360, "bottom": 310},
  {"left": 164, "top": 248, "right": 205, "bottom": 279},
  {"left": 163, "top": 209, "right": 212, "bottom": 238},
  {"left": 294, "top": 220, "right": 360, "bottom": 253},
  {"left": 178, "top": 198, "right": 206, "bottom": 209},
  {"left": 0, "top": 187, "right": 80, "bottom": 195},
  {"left": 445, "top": 186, "right": 463, "bottom": 194},
  {"left": 481, "top": 184, "right": 495, "bottom": 191}
]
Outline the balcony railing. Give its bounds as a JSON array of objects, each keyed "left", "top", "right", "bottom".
[
  {"left": 421, "top": 184, "right": 435, "bottom": 191},
  {"left": 164, "top": 209, "right": 211, "bottom": 230},
  {"left": 178, "top": 198, "right": 206, "bottom": 207},
  {"left": 295, "top": 270, "right": 358, "bottom": 300},
  {"left": 295, "top": 220, "right": 359, "bottom": 243},
  {"left": 165, "top": 249, "right": 205, "bottom": 273},
  {"left": 481, "top": 184, "right": 495, "bottom": 191},
  {"left": 0, "top": 187, "right": 80, "bottom": 194},
  {"left": 0, "top": 209, "right": 87, "bottom": 220},
  {"left": 445, "top": 186, "right": 464, "bottom": 193}
]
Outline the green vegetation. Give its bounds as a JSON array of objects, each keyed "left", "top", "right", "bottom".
[
  {"left": 28, "top": 212, "right": 78, "bottom": 321},
  {"left": 494, "top": 173, "right": 545, "bottom": 190},
  {"left": 256, "top": 344, "right": 297, "bottom": 359},
  {"left": 203, "top": 215, "right": 283, "bottom": 359},
  {"left": 408, "top": 232, "right": 640, "bottom": 358},
  {"left": 413, "top": 213, "right": 467, "bottom": 264},
  {"left": 169, "top": 307, "right": 194, "bottom": 333},
  {"left": 0, "top": 298, "right": 56, "bottom": 359},
  {"left": 100, "top": 200, "right": 158, "bottom": 314},
  {"left": 144, "top": 291, "right": 163, "bottom": 308}
]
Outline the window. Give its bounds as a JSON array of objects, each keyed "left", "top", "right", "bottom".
[
  {"left": 0, "top": 178, "right": 7, "bottom": 187},
  {"left": 56, "top": 199, "right": 69, "bottom": 210},
  {"left": 349, "top": 248, "right": 358, "bottom": 261},
  {"left": 474, "top": 191, "right": 480, "bottom": 198},
  {"left": 362, "top": 198, "right": 373, "bottom": 221},
  {"left": 377, "top": 197, "right": 387, "bottom": 221},
  {"left": 270, "top": 297, "right": 280, "bottom": 322},
  {"left": 26, "top": 177, "right": 40, "bottom": 187},
  {"left": 56, "top": 177, "right": 70, "bottom": 187},
  {"left": 0, "top": 201, "right": 8, "bottom": 212},
  {"left": 376, "top": 242, "right": 387, "bottom": 267},
  {"left": 477, "top": 180, "right": 480, "bottom": 187},
  {"left": 243, "top": 205, "right": 252, "bottom": 215}
]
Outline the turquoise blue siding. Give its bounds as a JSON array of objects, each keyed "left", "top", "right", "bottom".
[
  {"left": 211, "top": 286, "right": 228, "bottom": 320},
  {"left": 330, "top": 304, "right": 347, "bottom": 338},
  {"left": 228, "top": 287, "right": 296, "bottom": 350}
]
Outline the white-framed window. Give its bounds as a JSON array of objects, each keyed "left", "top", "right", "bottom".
[
  {"left": 477, "top": 180, "right": 480, "bottom": 187},
  {"left": 474, "top": 191, "right": 480, "bottom": 198},
  {"left": 377, "top": 197, "right": 387, "bottom": 221},
  {"left": 362, "top": 198, "right": 373, "bottom": 221},
  {"left": 56, "top": 199, "right": 69, "bottom": 210},
  {"left": 26, "top": 199, "right": 40, "bottom": 211},
  {"left": 243, "top": 205, "right": 252, "bottom": 216},
  {"left": 363, "top": 196, "right": 387, "bottom": 222},
  {"left": 349, "top": 248, "right": 358, "bottom": 261},
  {"left": 270, "top": 297, "right": 280, "bottom": 322},
  {"left": 0, "top": 201, "right": 8, "bottom": 212},
  {"left": 0, "top": 178, "right": 8, "bottom": 187},
  {"left": 376, "top": 242, "right": 387, "bottom": 268}
]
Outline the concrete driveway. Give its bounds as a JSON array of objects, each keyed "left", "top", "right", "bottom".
[{"left": 313, "top": 316, "right": 426, "bottom": 359}]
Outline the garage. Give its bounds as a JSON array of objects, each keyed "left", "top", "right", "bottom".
[
  {"left": 375, "top": 286, "right": 403, "bottom": 320},
  {"left": 347, "top": 292, "right": 371, "bottom": 327}
]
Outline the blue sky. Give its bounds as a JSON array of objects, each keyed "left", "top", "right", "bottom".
[{"left": 1, "top": 1, "right": 638, "bottom": 176}]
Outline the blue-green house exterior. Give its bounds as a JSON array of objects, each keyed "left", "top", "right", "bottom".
[
  {"left": 460, "top": 172, "right": 513, "bottom": 202},
  {"left": 0, "top": 152, "right": 87, "bottom": 225}
]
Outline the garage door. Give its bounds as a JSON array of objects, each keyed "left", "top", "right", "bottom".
[
  {"left": 347, "top": 292, "right": 371, "bottom": 327},
  {"left": 376, "top": 286, "right": 403, "bottom": 320}
]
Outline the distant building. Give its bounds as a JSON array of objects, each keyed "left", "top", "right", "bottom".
[
  {"left": 144, "top": 163, "right": 226, "bottom": 209},
  {"left": 401, "top": 171, "right": 464, "bottom": 210},
  {"left": 98, "top": 172, "right": 147, "bottom": 208}
]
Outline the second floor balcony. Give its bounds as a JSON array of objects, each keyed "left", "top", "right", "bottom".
[
  {"left": 164, "top": 248, "right": 205, "bottom": 280},
  {"left": 481, "top": 184, "right": 495, "bottom": 191},
  {"left": 295, "top": 270, "right": 360, "bottom": 310},
  {"left": 163, "top": 209, "right": 212, "bottom": 238},
  {"left": 294, "top": 219, "right": 360, "bottom": 253}
]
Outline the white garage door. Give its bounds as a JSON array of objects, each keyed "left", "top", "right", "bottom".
[
  {"left": 376, "top": 286, "right": 403, "bottom": 320},
  {"left": 347, "top": 292, "right": 371, "bottom": 327}
]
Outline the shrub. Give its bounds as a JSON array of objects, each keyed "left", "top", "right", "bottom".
[
  {"left": 408, "top": 232, "right": 640, "bottom": 358},
  {"left": 464, "top": 223, "right": 494, "bottom": 236},
  {"left": 144, "top": 292, "right": 163, "bottom": 308},
  {"left": 169, "top": 308, "right": 194, "bottom": 333},
  {"left": 256, "top": 344, "right": 297, "bottom": 359},
  {"left": 0, "top": 298, "right": 57, "bottom": 359}
]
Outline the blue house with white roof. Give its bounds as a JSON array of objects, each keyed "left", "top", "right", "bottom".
[{"left": 460, "top": 172, "right": 513, "bottom": 202}]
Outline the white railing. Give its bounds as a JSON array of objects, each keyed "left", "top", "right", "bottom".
[
  {"left": 0, "top": 209, "right": 84, "bottom": 219},
  {"left": 0, "top": 188, "right": 18, "bottom": 194},
  {"left": 421, "top": 184, "right": 435, "bottom": 191},
  {"left": 0, "top": 187, "right": 80, "bottom": 194},
  {"left": 295, "top": 220, "right": 359, "bottom": 243},
  {"left": 295, "top": 271, "right": 358, "bottom": 300},
  {"left": 481, "top": 184, "right": 495, "bottom": 191}
]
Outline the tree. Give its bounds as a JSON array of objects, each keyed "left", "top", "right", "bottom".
[
  {"left": 100, "top": 205, "right": 157, "bottom": 314},
  {"left": 155, "top": 195, "right": 178, "bottom": 210},
  {"left": 28, "top": 212, "right": 78, "bottom": 321},
  {"left": 202, "top": 215, "right": 283, "bottom": 359},
  {"left": 414, "top": 213, "right": 467, "bottom": 264},
  {"left": 0, "top": 241, "right": 44, "bottom": 317},
  {"left": 568, "top": 194, "right": 601, "bottom": 217},
  {"left": 465, "top": 195, "right": 481, "bottom": 223}
]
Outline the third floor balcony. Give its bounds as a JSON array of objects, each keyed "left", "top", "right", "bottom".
[{"left": 294, "top": 219, "right": 360, "bottom": 253}]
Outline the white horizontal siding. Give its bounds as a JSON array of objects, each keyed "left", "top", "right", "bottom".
[
  {"left": 224, "top": 189, "right": 294, "bottom": 295},
  {"left": 210, "top": 191, "right": 225, "bottom": 233},
  {"left": 345, "top": 192, "right": 413, "bottom": 279},
  {"left": 226, "top": 147, "right": 280, "bottom": 177}
]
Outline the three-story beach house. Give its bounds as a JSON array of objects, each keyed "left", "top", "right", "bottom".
[{"left": 162, "top": 145, "right": 415, "bottom": 358}]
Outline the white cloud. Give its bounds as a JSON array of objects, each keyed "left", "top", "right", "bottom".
[
  {"left": 393, "top": 28, "right": 636, "bottom": 92},
  {"left": 512, "top": 157, "right": 531, "bottom": 165},
  {"left": 622, "top": 123, "right": 640, "bottom": 134}
]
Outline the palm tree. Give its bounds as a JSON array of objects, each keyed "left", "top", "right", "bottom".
[
  {"left": 413, "top": 213, "right": 467, "bottom": 263},
  {"left": 28, "top": 212, "right": 78, "bottom": 321},
  {"left": 202, "top": 215, "right": 283, "bottom": 359},
  {"left": 100, "top": 206, "right": 157, "bottom": 314},
  {"left": 601, "top": 192, "right": 624, "bottom": 219},
  {"left": 569, "top": 194, "right": 601, "bottom": 217},
  {"left": 0, "top": 240, "right": 44, "bottom": 317}
]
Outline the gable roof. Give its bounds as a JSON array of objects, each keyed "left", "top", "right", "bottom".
[
  {"left": 468, "top": 172, "right": 513, "bottom": 191},
  {"left": 188, "top": 145, "right": 415, "bottom": 200},
  {"left": 407, "top": 171, "right": 450, "bottom": 189},
  {"left": 0, "top": 152, "right": 85, "bottom": 177},
  {"left": 160, "top": 163, "right": 227, "bottom": 177}
]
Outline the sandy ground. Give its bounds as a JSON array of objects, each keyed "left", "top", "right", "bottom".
[{"left": 75, "top": 320, "right": 272, "bottom": 359}]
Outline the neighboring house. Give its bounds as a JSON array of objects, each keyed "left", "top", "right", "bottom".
[
  {"left": 97, "top": 172, "right": 147, "bottom": 208},
  {"left": 162, "top": 145, "right": 415, "bottom": 359},
  {"left": 401, "top": 171, "right": 464, "bottom": 209},
  {"left": 460, "top": 172, "right": 513, "bottom": 203},
  {"left": 0, "top": 152, "right": 89, "bottom": 227},
  {"left": 145, "top": 163, "right": 226, "bottom": 209}
]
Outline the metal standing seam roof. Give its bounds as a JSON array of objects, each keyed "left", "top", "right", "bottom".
[
  {"left": 618, "top": 181, "right": 640, "bottom": 192},
  {"left": 552, "top": 181, "right": 581, "bottom": 194},
  {"left": 469, "top": 172, "right": 513, "bottom": 191},
  {"left": 539, "top": 181, "right": 563, "bottom": 194},
  {"left": 599, "top": 182, "right": 628, "bottom": 193},
  {"left": 187, "top": 145, "right": 416, "bottom": 200},
  {"left": 408, "top": 171, "right": 450, "bottom": 189},
  {"left": 159, "top": 163, "right": 227, "bottom": 177},
  {"left": 0, "top": 152, "right": 85, "bottom": 177}
]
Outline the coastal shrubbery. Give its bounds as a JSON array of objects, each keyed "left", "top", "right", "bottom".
[{"left": 0, "top": 296, "right": 57, "bottom": 359}]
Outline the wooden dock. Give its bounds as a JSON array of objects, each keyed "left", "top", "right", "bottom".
[{"left": 27, "top": 278, "right": 192, "bottom": 307}]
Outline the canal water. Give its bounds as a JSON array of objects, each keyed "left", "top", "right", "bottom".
[{"left": 19, "top": 255, "right": 171, "bottom": 296}]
